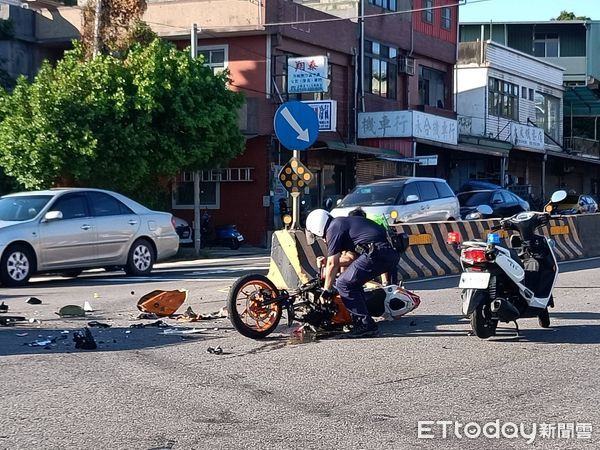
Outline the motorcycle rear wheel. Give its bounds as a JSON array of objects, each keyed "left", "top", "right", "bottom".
[
  {"left": 471, "top": 302, "right": 498, "bottom": 339},
  {"left": 228, "top": 274, "right": 282, "bottom": 339}
]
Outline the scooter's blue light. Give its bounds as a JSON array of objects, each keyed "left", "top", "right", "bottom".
[{"left": 487, "top": 232, "right": 501, "bottom": 244}]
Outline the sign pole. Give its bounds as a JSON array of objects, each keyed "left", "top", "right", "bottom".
[{"left": 291, "top": 149, "right": 300, "bottom": 229}]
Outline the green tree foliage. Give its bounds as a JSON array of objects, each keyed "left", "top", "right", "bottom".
[
  {"left": 553, "top": 10, "right": 591, "bottom": 21},
  {"left": 0, "top": 39, "right": 245, "bottom": 202}
]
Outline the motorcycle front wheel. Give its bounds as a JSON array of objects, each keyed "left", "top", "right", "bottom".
[
  {"left": 228, "top": 274, "right": 282, "bottom": 339},
  {"left": 471, "top": 301, "right": 498, "bottom": 339}
]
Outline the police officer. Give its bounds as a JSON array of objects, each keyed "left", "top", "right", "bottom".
[{"left": 305, "top": 209, "right": 400, "bottom": 338}]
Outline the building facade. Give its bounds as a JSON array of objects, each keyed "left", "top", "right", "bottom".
[
  {"left": 2, "top": 0, "right": 460, "bottom": 245},
  {"left": 459, "top": 20, "right": 600, "bottom": 201}
]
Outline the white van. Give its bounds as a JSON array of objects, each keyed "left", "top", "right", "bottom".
[{"left": 330, "top": 177, "right": 459, "bottom": 223}]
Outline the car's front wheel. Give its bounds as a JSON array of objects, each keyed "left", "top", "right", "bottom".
[
  {"left": 125, "top": 239, "right": 155, "bottom": 276},
  {"left": 0, "top": 244, "right": 35, "bottom": 286}
]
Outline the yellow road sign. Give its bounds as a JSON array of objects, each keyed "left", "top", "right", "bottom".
[{"left": 278, "top": 157, "right": 313, "bottom": 194}]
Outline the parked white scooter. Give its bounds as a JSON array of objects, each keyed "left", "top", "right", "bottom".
[{"left": 449, "top": 192, "right": 567, "bottom": 338}]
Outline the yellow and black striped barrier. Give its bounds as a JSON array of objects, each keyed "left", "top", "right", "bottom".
[
  {"left": 267, "top": 230, "right": 326, "bottom": 289},
  {"left": 267, "top": 215, "right": 590, "bottom": 287}
]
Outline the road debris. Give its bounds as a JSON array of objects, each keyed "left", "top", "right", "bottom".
[
  {"left": 161, "top": 328, "right": 207, "bottom": 336},
  {"left": 26, "top": 337, "right": 56, "bottom": 348},
  {"left": 176, "top": 306, "right": 198, "bottom": 322},
  {"left": 0, "top": 316, "right": 26, "bottom": 327},
  {"left": 87, "top": 321, "right": 111, "bottom": 328},
  {"left": 176, "top": 306, "right": 228, "bottom": 322},
  {"left": 26, "top": 297, "right": 42, "bottom": 305},
  {"left": 130, "top": 320, "right": 170, "bottom": 329},
  {"left": 15, "top": 332, "right": 28, "bottom": 337},
  {"left": 207, "top": 346, "right": 224, "bottom": 355},
  {"left": 73, "top": 328, "right": 97, "bottom": 350},
  {"left": 137, "top": 289, "right": 188, "bottom": 317},
  {"left": 83, "top": 301, "right": 94, "bottom": 312},
  {"left": 56, "top": 305, "right": 86, "bottom": 317},
  {"left": 28, "top": 318, "right": 42, "bottom": 325},
  {"left": 137, "top": 312, "right": 160, "bottom": 320},
  {"left": 0, "top": 302, "right": 8, "bottom": 313}
]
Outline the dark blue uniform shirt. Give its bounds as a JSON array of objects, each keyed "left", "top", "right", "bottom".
[{"left": 325, "top": 216, "right": 387, "bottom": 256}]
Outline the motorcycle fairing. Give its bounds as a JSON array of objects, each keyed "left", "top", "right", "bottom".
[{"left": 495, "top": 249, "right": 525, "bottom": 282}]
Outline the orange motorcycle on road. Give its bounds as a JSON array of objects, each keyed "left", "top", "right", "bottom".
[{"left": 227, "top": 272, "right": 421, "bottom": 340}]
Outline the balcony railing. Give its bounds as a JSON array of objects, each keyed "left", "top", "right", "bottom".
[{"left": 564, "top": 137, "right": 600, "bottom": 159}]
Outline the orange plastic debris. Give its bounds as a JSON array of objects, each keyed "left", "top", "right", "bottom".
[{"left": 137, "top": 290, "right": 188, "bottom": 317}]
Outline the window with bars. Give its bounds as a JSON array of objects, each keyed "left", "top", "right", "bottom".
[
  {"left": 197, "top": 45, "right": 228, "bottom": 75},
  {"left": 364, "top": 40, "right": 397, "bottom": 99},
  {"left": 488, "top": 77, "right": 519, "bottom": 120},
  {"left": 173, "top": 168, "right": 254, "bottom": 208}
]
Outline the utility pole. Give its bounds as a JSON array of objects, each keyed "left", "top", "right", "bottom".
[
  {"left": 191, "top": 23, "right": 202, "bottom": 256},
  {"left": 92, "top": 0, "right": 102, "bottom": 57}
]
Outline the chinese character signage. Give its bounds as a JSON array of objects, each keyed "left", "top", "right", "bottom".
[
  {"left": 511, "top": 123, "right": 545, "bottom": 150},
  {"left": 288, "top": 56, "right": 329, "bottom": 94},
  {"left": 357, "top": 111, "right": 457, "bottom": 145},
  {"left": 302, "top": 100, "right": 337, "bottom": 132}
]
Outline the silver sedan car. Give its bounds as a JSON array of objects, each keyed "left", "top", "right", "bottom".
[{"left": 0, "top": 188, "right": 179, "bottom": 286}]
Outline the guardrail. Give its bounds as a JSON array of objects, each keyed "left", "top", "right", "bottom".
[{"left": 267, "top": 214, "right": 592, "bottom": 289}]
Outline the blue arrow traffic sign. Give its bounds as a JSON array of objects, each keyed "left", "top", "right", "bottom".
[{"left": 274, "top": 101, "right": 319, "bottom": 151}]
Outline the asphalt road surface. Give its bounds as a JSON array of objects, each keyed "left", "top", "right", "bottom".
[{"left": 1, "top": 254, "right": 599, "bottom": 449}]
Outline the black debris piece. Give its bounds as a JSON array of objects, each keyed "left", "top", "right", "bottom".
[
  {"left": 0, "top": 315, "right": 26, "bottom": 327},
  {"left": 137, "top": 312, "right": 160, "bottom": 320},
  {"left": 26, "top": 297, "right": 42, "bottom": 305},
  {"left": 73, "top": 328, "right": 97, "bottom": 350},
  {"left": 0, "top": 302, "right": 8, "bottom": 313},
  {"left": 207, "top": 346, "right": 223, "bottom": 355},
  {"left": 130, "top": 320, "right": 169, "bottom": 329},
  {"left": 87, "top": 321, "right": 111, "bottom": 328}
]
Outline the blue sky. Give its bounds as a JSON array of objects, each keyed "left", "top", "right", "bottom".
[{"left": 459, "top": 0, "right": 600, "bottom": 22}]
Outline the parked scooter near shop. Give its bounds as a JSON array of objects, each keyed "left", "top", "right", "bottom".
[
  {"left": 200, "top": 211, "right": 244, "bottom": 250},
  {"left": 449, "top": 196, "right": 565, "bottom": 338}
]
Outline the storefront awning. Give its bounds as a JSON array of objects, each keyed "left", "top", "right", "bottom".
[
  {"left": 546, "top": 150, "right": 600, "bottom": 165},
  {"left": 321, "top": 140, "right": 418, "bottom": 163},
  {"left": 452, "top": 142, "right": 509, "bottom": 158}
]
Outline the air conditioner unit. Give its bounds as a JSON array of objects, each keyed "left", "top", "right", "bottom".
[{"left": 399, "top": 56, "right": 415, "bottom": 76}]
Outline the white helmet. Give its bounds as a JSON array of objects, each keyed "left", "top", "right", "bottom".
[
  {"left": 382, "top": 288, "right": 421, "bottom": 320},
  {"left": 305, "top": 209, "right": 331, "bottom": 238}
]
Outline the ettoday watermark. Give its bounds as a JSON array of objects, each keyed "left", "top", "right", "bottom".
[{"left": 417, "top": 420, "right": 593, "bottom": 444}]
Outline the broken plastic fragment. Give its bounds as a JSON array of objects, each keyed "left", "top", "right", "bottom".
[
  {"left": 137, "top": 289, "right": 188, "bottom": 317},
  {"left": 87, "top": 321, "right": 111, "bottom": 328},
  {"left": 26, "top": 297, "right": 42, "bottom": 305},
  {"left": 0, "top": 302, "right": 8, "bottom": 313},
  {"left": 206, "top": 346, "right": 223, "bottom": 355},
  {"left": 83, "top": 301, "right": 94, "bottom": 312},
  {"left": 27, "top": 337, "right": 56, "bottom": 347},
  {"left": 176, "top": 306, "right": 199, "bottom": 323},
  {"left": 56, "top": 305, "right": 86, "bottom": 317},
  {"left": 73, "top": 328, "right": 97, "bottom": 350},
  {"left": 137, "top": 312, "right": 159, "bottom": 320},
  {"left": 0, "top": 316, "right": 26, "bottom": 327},
  {"left": 161, "top": 328, "right": 206, "bottom": 336}
]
